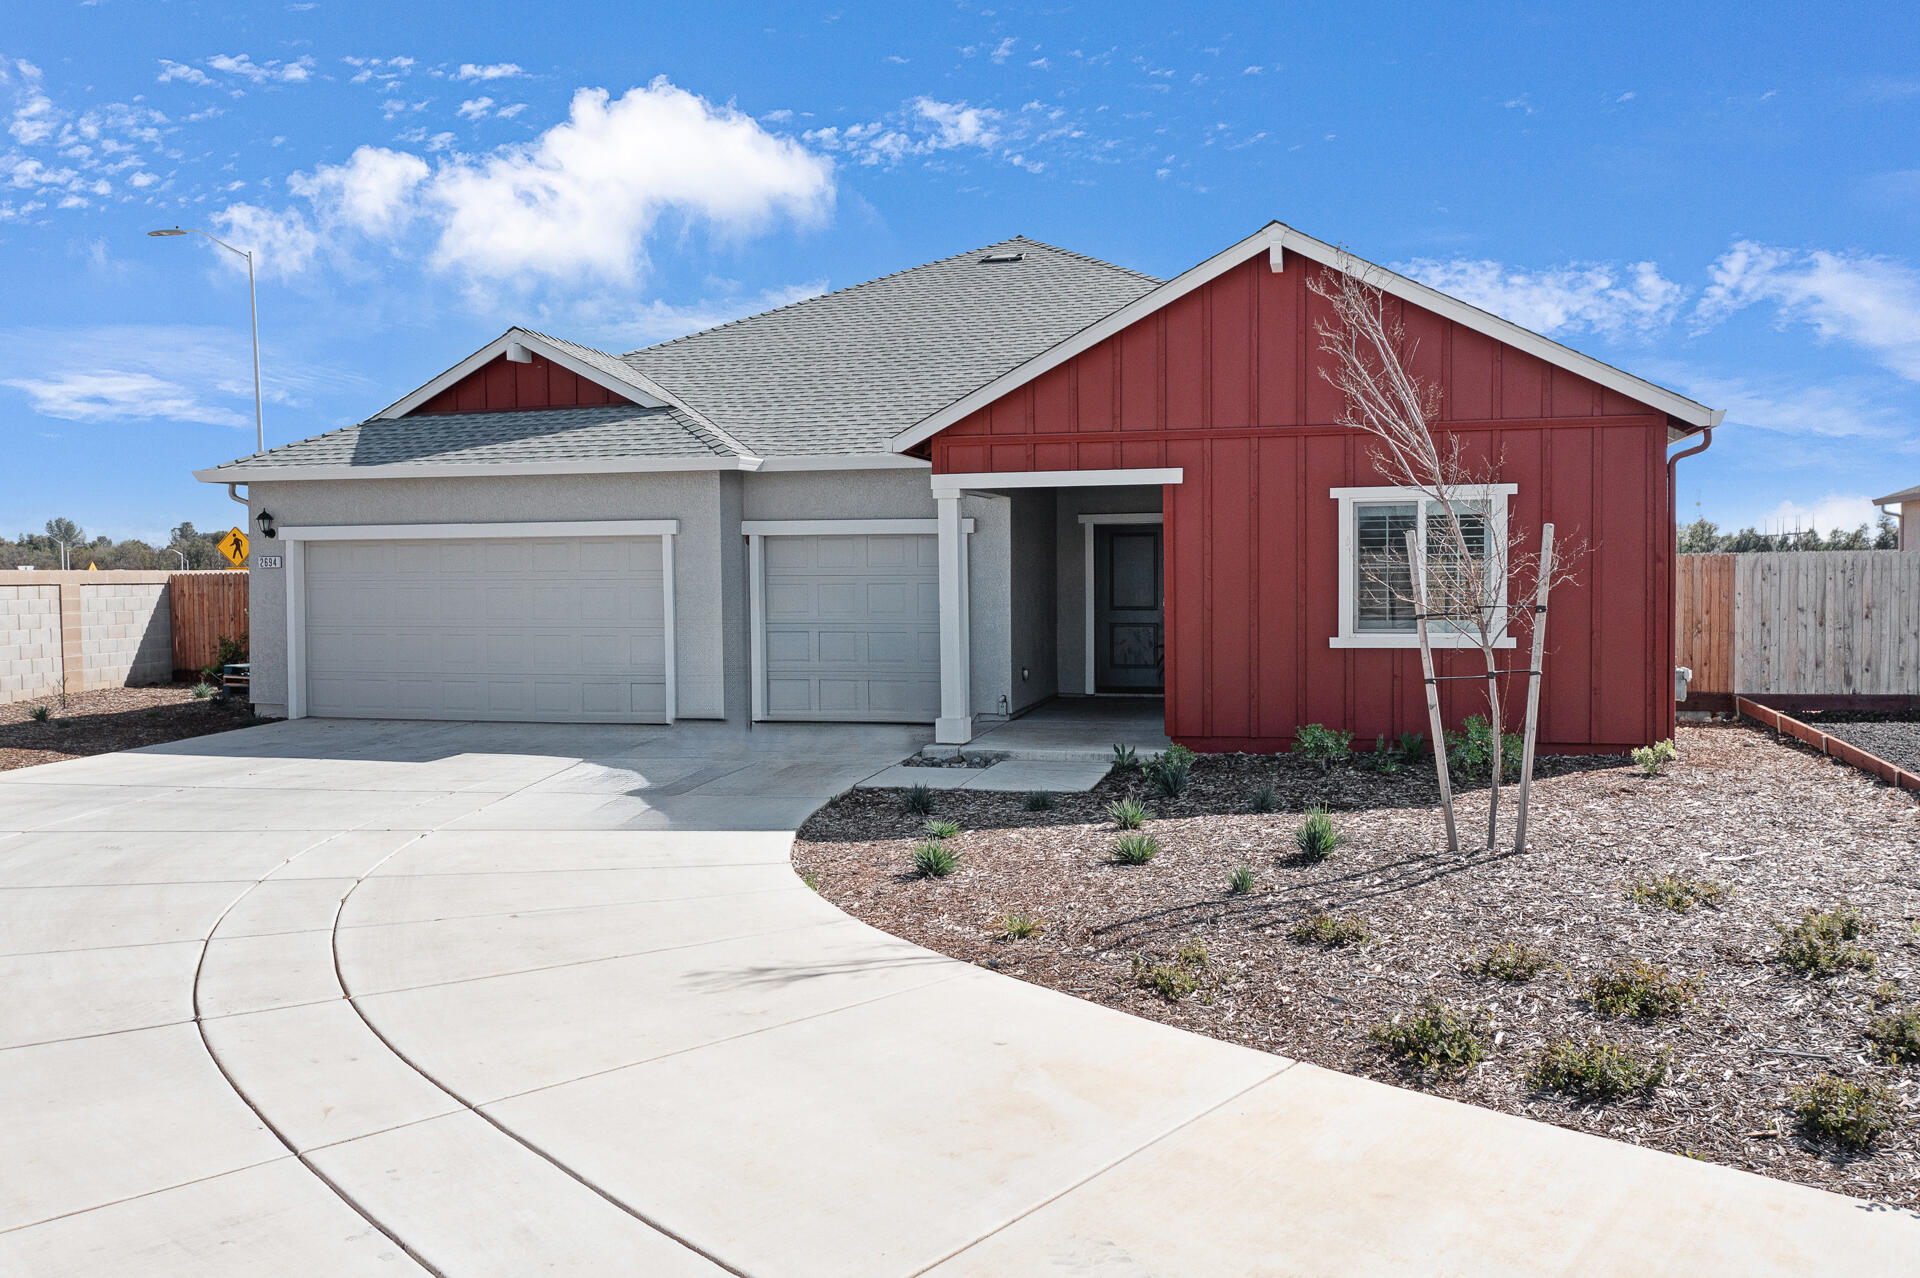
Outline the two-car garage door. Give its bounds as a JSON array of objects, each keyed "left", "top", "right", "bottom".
[{"left": 304, "top": 536, "right": 667, "bottom": 722}]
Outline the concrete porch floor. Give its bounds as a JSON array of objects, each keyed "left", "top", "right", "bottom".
[{"left": 956, "top": 695, "right": 1172, "bottom": 761}]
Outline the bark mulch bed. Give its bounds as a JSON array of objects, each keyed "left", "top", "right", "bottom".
[
  {"left": 0, "top": 685, "right": 265, "bottom": 771},
  {"left": 795, "top": 723, "right": 1920, "bottom": 1207}
]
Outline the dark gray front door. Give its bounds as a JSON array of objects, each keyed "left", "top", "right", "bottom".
[{"left": 1093, "top": 524, "right": 1164, "bottom": 692}]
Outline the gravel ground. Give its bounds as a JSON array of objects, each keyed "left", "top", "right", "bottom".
[
  {"left": 1798, "top": 712, "right": 1920, "bottom": 775},
  {"left": 796, "top": 724, "right": 1920, "bottom": 1206},
  {"left": 0, "top": 685, "right": 263, "bottom": 771}
]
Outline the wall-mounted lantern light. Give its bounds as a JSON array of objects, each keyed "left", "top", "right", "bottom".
[{"left": 256, "top": 509, "right": 277, "bottom": 540}]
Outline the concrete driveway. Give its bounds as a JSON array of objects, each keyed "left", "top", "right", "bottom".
[{"left": 1, "top": 719, "right": 1914, "bottom": 1276}]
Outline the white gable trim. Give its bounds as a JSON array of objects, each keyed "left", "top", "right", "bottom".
[
  {"left": 373, "top": 328, "right": 675, "bottom": 419},
  {"left": 193, "top": 455, "right": 761, "bottom": 483},
  {"left": 891, "top": 222, "right": 1720, "bottom": 454}
]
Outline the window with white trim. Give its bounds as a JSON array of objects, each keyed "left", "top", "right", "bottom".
[{"left": 1330, "top": 484, "right": 1517, "bottom": 649}]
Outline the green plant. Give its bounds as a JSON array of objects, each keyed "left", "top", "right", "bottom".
[
  {"left": 198, "top": 633, "right": 247, "bottom": 684},
  {"left": 1227, "top": 865, "right": 1257, "bottom": 896},
  {"left": 1626, "top": 872, "right": 1731, "bottom": 913},
  {"left": 1176, "top": 938, "right": 1210, "bottom": 969},
  {"left": 1110, "top": 743, "right": 1139, "bottom": 771},
  {"left": 1362, "top": 734, "right": 1407, "bottom": 775},
  {"left": 909, "top": 840, "right": 960, "bottom": 878},
  {"left": 995, "top": 911, "right": 1042, "bottom": 941},
  {"left": 1588, "top": 958, "right": 1697, "bottom": 1018},
  {"left": 799, "top": 872, "right": 821, "bottom": 892},
  {"left": 189, "top": 681, "right": 218, "bottom": 700},
  {"left": 902, "top": 784, "right": 937, "bottom": 816},
  {"left": 1247, "top": 783, "right": 1278, "bottom": 813},
  {"left": 27, "top": 704, "right": 50, "bottom": 722},
  {"left": 1465, "top": 941, "right": 1549, "bottom": 984},
  {"left": 1777, "top": 904, "right": 1877, "bottom": 977},
  {"left": 923, "top": 817, "right": 962, "bottom": 840},
  {"left": 1289, "top": 911, "right": 1370, "bottom": 948},
  {"left": 1444, "top": 715, "right": 1523, "bottom": 783},
  {"left": 1791, "top": 1074, "right": 1898, "bottom": 1150},
  {"left": 1143, "top": 746, "right": 1194, "bottom": 798},
  {"left": 1292, "top": 805, "right": 1345, "bottom": 862},
  {"left": 1396, "top": 731, "right": 1427, "bottom": 762},
  {"left": 1369, "top": 996, "right": 1491, "bottom": 1077},
  {"left": 1022, "top": 790, "right": 1057, "bottom": 811},
  {"left": 1111, "top": 831, "right": 1161, "bottom": 865},
  {"left": 1526, "top": 1037, "right": 1672, "bottom": 1102},
  {"left": 1106, "top": 797, "right": 1153, "bottom": 829},
  {"left": 1630, "top": 739, "right": 1680, "bottom": 777},
  {"left": 1291, "top": 723, "right": 1354, "bottom": 772},
  {"left": 1866, "top": 1005, "right": 1920, "bottom": 1065}
]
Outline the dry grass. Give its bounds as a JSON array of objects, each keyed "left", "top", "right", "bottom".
[{"left": 796, "top": 723, "right": 1920, "bottom": 1207}]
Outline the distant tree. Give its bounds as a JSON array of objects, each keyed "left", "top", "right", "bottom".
[
  {"left": 1677, "top": 518, "right": 1721, "bottom": 554},
  {"left": 1875, "top": 513, "right": 1900, "bottom": 549}
]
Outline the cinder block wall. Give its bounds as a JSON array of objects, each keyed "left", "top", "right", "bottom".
[{"left": 0, "top": 571, "right": 178, "bottom": 704}]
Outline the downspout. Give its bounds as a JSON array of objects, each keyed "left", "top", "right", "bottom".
[
  {"left": 226, "top": 482, "right": 249, "bottom": 510},
  {"left": 1666, "top": 419, "right": 1717, "bottom": 727}
]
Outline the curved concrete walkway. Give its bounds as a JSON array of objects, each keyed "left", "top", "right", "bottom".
[{"left": 0, "top": 719, "right": 1914, "bottom": 1276}]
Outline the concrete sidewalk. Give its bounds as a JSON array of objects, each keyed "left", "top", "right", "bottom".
[{"left": 0, "top": 719, "right": 1914, "bottom": 1276}]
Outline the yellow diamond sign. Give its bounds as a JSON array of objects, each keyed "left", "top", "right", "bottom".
[{"left": 216, "top": 526, "right": 250, "bottom": 568}]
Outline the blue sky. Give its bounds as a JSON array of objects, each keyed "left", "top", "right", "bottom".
[{"left": 4, "top": 0, "right": 1918, "bottom": 544}]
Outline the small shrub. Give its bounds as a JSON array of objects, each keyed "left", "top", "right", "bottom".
[
  {"left": 1588, "top": 958, "right": 1697, "bottom": 1018},
  {"left": 1291, "top": 723, "right": 1354, "bottom": 772},
  {"left": 1131, "top": 939, "right": 1209, "bottom": 1002},
  {"left": 1111, "top": 831, "right": 1161, "bottom": 865},
  {"left": 1445, "top": 715, "right": 1523, "bottom": 783},
  {"left": 28, "top": 704, "right": 50, "bottom": 722},
  {"left": 1227, "top": 865, "right": 1257, "bottom": 896},
  {"left": 1527, "top": 1037, "right": 1672, "bottom": 1102},
  {"left": 1110, "top": 743, "right": 1139, "bottom": 771},
  {"left": 1396, "top": 731, "right": 1427, "bottom": 763},
  {"left": 189, "top": 681, "right": 218, "bottom": 700},
  {"left": 923, "top": 817, "right": 962, "bottom": 840},
  {"left": 1466, "top": 941, "right": 1549, "bottom": 984},
  {"left": 1630, "top": 739, "right": 1680, "bottom": 777},
  {"left": 1626, "top": 872, "right": 1731, "bottom": 913},
  {"left": 1777, "top": 904, "right": 1877, "bottom": 977},
  {"left": 1247, "top": 783, "right": 1278, "bottom": 814},
  {"left": 1106, "top": 797, "right": 1152, "bottom": 829},
  {"left": 1292, "top": 805, "right": 1345, "bottom": 862},
  {"left": 198, "top": 633, "right": 247, "bottom": 684},
  {"left": 902, "top": 784, "right": 937, "bottom": 816},
  {"left": 1143, "top": 746, "right": 1194, "bottom": 798},
  {"left": 1289, "top": 911, "right": 1369, "bottom": 948},
  {"left": 995, "top": 911, "right": 1042, "bottom": 941},
  {"left": 1369, "top": 996, "right": 1490, "bottom": 1077},
  {"left": 909, "top": 840, "right": 960, "bottom": 878},
  {"left": 799, "top": 872, "right": 821, "bottom": 892},
  {"left": 1791, "top": 1074, "right": 1898, "bottom": 1151},
  {"left": 1176, "top": 938, "right": 1210, "bottom": 969},
  {"left": 1022, "top": 790, "right": 1057, "bottom": 812},
  {"left": 1866, "top": 1005, "right": 1920, "bottom": 1065},
  {"left": 1361, "top": 734, "right": 1406, "bottom": 775}
]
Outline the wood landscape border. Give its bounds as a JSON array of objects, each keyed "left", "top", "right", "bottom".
[{"left": 1735, "top": 695, "right": 1920, "bottom": 793}]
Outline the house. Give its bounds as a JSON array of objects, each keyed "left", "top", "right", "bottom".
[
  {"left": 1874, "top": 483, "right": 1920, "bottom": 550},
  {"left": 197, "top": 222, "right": 1722, "bottom": 753}
]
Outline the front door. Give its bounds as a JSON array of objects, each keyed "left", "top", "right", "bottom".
[{"left": 1093, "top": 524, "right": 1164, "bottom": 692}]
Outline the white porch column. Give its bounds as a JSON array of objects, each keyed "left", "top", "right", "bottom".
[{"left": 935, "top": 492, "right": 972, "bottom": 744}]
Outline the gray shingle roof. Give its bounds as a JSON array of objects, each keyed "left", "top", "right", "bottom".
[
  {"left": 208, "top": 405, "right": 725, "bottom": 472},
  {"left": 622, "top": 236, "right": 1160, "bottom": 455}
]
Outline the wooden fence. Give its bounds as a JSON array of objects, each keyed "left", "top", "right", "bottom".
[
  {"left": 1677, "top": 551, "right": 1920, "bottom": 704},
  {"left": 170, "top": 570, "right": 249, "bottom": 676}
]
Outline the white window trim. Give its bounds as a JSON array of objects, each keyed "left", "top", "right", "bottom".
[
  {"left": 930, "top": 467, "right": 1182, "bottom": 499},
  {"left": 1078, "top": 513, "right": 1164, "bottom": 695},
  {"left": 280, "top": 519, "right": 679, "bottom": 723},
  {"left": 1329, "top": 484, "right": 1518, "bottom": 650},
  {"left": 744, "top": 517, "right": 972, "bottom": 724}
]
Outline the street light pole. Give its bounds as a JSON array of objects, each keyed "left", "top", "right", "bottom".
[{"left": 147, "top": 227, "right": 265, "bottom": 454}]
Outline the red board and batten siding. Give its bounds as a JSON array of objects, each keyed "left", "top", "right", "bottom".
[
  {"left": 410, "top": 352, "right": 632, "bottom": 415},
  {"left": 925, "top": 255, "right": 1675, "bottom": 754}
]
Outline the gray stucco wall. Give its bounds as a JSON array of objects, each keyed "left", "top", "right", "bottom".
[
  {"left": 1007, "top": 489, "right": 1058, "bottom": 713},
  {"left": 1054, "top": 485, "right": 1163, "bottom": 695}
]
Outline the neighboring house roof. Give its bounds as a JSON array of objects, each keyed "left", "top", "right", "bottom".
[
  {"left": 1873, "top": 483, "right": 1920, "bottom": 505},
  {"left": 890, "top": 222, "right": 1723, "bottom": 455}
]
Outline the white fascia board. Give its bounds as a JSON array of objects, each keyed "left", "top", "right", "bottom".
[
  {"left": 891, "top": 224, "right": 1283, "bottom": 453},
  {"left": 193, "top": 455, "right": 760, "bottom": 483},
  {"left": 1076, "top": 512, "right": 1164, "bottom": 525},
  {"left": 931, "top": 467, "right": 1184, "bottom": 498},
  {"left": 280, "top": 519, "right": 680, "bottom": 541},
  {"left": 753, "top": 453, "right": 932, "bottom": 472},
  {"left": 374, "top": 329, "right": 669, "bottom": 418},
  {"left": 741, "top": 518, "right": 974, "bottom": 536}
]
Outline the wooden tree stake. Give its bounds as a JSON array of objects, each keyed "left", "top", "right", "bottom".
[
  {"left": 1513, "top": 523, "right": 1555, "bottom": 854},
  {"left": 1407, "top": 528, "right": 1459, "bottom": 855}
]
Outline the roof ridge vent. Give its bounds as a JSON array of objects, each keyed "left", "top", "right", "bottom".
[{"left": 978, "top": 250, "right": 1026, "bottom": 264}]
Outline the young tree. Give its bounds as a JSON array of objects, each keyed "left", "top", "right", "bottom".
[{"left": 1309, "top": 257, "right": 1578, "bottom": 853}]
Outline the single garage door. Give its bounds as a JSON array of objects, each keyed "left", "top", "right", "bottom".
[
  {"left": 304, "top": 536, "right": 667, "bottom": 722},
  {"left": 758, "top": 533, "right": 940, "bottom": 722}
]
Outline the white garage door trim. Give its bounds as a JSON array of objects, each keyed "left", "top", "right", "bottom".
[
  {"left": 744, "top": 517, "right": 971, "bottom": 723},
  {"left": 281, "top": 519, "right": 678, "bottom": 722}
]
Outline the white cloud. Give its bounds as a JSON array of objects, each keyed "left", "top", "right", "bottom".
[
  {"left": 613, "top": 280, "right": 828, "bottom": 345},
  {"left": 1765, "top": 494, "right": 1881, "bottom": 536},
  {"left": 496, "top": 103, "right": 526, "bottom": 119},
  {"left": 210, "top": 201, "right": 323, "bottom": 276},
  {"left": 915, "top": 97, "right": 999, "bottom": 149},
  {"left": 156, "top": 60, "right": 213, "bottom": 87},
  {"left": 205, "top": 53, "right": 316, "bottom": 85},
  {"left": 6, "top": 59, "right": 57, "bottom": 144},
  {"left": 988, "top": 38, "right": 1017, "bottom": 64},
  {"left": 806, "top": 96, "right": 1008, "bottom": 167},
  {"left": 3, "top": 369, "right": 250, "bottom": 429},
  {"left": 456, "top": 62, "right": 525, "bottom": 81},
  {"left": 1651, "top": 365, "right": 1910, "bottom": 442},
  {"left": 457, "top": 96, "right": 493, "bottom": 119},
  {"left": 1693, "top": 240, "right": 1920, "bottom": 382},
  {"left": 287, "top": 145, "right": 427, "bottom": 235},
  {"left": 1396, "top": 256, "right": 1684, "bottom": 337}
]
